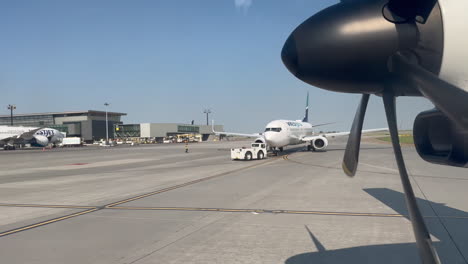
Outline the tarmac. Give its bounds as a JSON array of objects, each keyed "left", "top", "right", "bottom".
[{"left": 0, "top": 138, "right": 467, "bottom": 263}]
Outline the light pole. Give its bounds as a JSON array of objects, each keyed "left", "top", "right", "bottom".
[
  {"left": 7, "top": 104, "right": 16, "bottom": 126},
  {"left": 203, "top": 109, "right": 211, "bottom": 126},
  {"left": 104, "top": 103, "right": 109, "bottom": 144}
]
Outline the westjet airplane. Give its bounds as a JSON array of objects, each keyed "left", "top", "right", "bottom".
[
  {"left": 0, "top": 126, "right": 65, "bottom": 150},
  {"left": 214, "top": 93, "right": 387, "bottom": 152}
]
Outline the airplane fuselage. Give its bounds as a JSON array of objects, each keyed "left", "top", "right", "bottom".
[
  {"left": 0, "top": 126, "right": 64, "bottom": 147},
  {"left": 263, "top": 120, "right": 314, "bottom": 148}
]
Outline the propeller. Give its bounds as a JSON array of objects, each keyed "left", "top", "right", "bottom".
[{"left": 281, "top": 0, "right": 452, "bottom": 263}]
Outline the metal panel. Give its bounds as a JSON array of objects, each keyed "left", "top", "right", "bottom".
[
  {"left": 149, "top": 123, "right": 178, "bottom": 137},
  {"left": 199, "top": 125, "right": 224, "bottom": 134},
  {"left": 140, "top": 123, "right": 151, "bottom": 138},
  {"left": 54, "top": 116, "right": 88, "bottom": 124},
  {"left": 81, "top": 121, "right": 93, "bottom": 141}
]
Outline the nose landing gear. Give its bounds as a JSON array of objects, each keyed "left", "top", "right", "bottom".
[{"left": 269, "top": 147, "right": 284, "bottom": 156}]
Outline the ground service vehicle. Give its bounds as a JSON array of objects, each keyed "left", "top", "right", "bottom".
[
  {"left": 60, "top": 137, "right": 82, "bottom": 147},
  {"left": 231, "top": 143, "right": 267, "bottom": 161}
]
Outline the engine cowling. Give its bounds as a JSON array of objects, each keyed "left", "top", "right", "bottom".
[
  {"left": 50, "top": 134, "right": 63, "bottom": 144},
  {"left": 414, "top": 109, "right": 468, "bottom": 168},
  {"left": 312, "top": 136, "right": 328, "bottom": 150},
  {"left": 254, "top": 138, "right": 266, "bottom": 144},
  {"left": 33, "top": 135, "right": 49, "bottom": 146}
]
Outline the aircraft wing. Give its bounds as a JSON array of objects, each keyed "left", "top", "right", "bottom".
[
  {"left": 213, "top": 131, "right": 262, "bottom": 138},
  {"left": 211, "top": 120, "right": 262, "bottom": 138},
  {"left": 0, "top": 135, "right": 22, "bottom": 146},
  {"left": 312, "top": 122, "right": 336, "bottom": 127},
  {"left": 0, "top": 128, "right": 41, "bottom": 146},
  {"left": 17, "top": 128, "right": 42, "bottom": 140},
  {"left": 301, "top": 128, "right": 388, "bottom": 142}
]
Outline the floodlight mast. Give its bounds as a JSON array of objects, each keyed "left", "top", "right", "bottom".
[
  {"left": 203, "top": 109, "right": 212, "bottom": 126},
  {"left": 7, "top": 104, "right": 16, "bottom": 126},
  {"left": 104, "top": 103, "right": 110, "bottom": 144}
]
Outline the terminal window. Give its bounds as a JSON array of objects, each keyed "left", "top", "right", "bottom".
[{"left": 178, "top": 125, "right": 199, "bottom": 133}]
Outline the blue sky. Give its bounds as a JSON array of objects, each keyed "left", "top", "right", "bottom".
[{"left": 0, "top": 0, "right": 433, "bottom": 132}]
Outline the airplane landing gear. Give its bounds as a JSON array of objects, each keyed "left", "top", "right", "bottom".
[
  {"left": 307, "top": 145, "right": 315, "bottom": 151},
  {"left": 270, "top": 147, "right": 282, "bottom": 156}
]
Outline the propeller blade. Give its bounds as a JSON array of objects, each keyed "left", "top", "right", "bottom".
[
  {"left": 342, "top": 94, "right": 370, "bottom": 177},
  {"left": 389, "top": 53, "right": 468, "bottom": 131},
  {"left": 382, "top": 91, "right": 440, "bottom": 264}
]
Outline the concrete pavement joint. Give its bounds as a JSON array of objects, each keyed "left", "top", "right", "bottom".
[
  {"left": 105, "top": 156, "right": 278, "bottom": 208},
  {"left": 0, "top": 155, "right": 281, "bottom": 238},
  {"left": 408, "top": 168, "right": 468, "bottom": 263},
  {"left": 0, "top": 209, "right": 98, "bottom": 237},
  {"left": 108, "top": 206, "right": 405, "bottom": 217},
  {"left": 0, "top": 203, "right": 97, "bottom": 209}
]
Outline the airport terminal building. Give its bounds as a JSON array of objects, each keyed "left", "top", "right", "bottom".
[
  {"left": 0, "top": 111, "right": 126, "bottom": 142},
  {"left": 1, "top": 111, "right": 223, "bottom": 142},
  {"left": 115, "top": 123, "right": 224, "bottom": 142}
]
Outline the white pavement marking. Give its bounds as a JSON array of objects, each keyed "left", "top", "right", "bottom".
[{"left": 360, "top": 162, "right": 398, "bottom": 173}]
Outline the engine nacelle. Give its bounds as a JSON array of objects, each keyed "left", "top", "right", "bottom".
[
  {"left": 254, "top": 138, "right": 266, "bottom": 144},
  {"left": 414, "top": 109, "right": 468, "bottom": 168},
  {"left": 50, "top": 134, "right": 63, "bottom": 144},
  {"left": 313, "top": 136, "right": 328, "bottom": 150},
  {"left": 33, "top": 135, "right": 49, "bottom": 147}
]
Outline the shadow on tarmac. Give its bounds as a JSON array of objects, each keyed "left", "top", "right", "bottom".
[
  {"left": 285, "top": 188, "right": 468, "bottom": 264},
  {"left": 315, "top": 146, "right": 393, "bottom": 152}
]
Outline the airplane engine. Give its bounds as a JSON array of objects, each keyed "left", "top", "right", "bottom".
[
  {"left": 254, "top": 138, "right": 266, "bottom": 144},
  {"left": 312, "top": 136, "right": 328, "bottom": 150},
  {"left": 50, "top": 134, "right": 63, "bottom": 144},
  {"left": 414, "top": 109, "right": 468, "bottom": 168},
  {"left": 33, "top": 135, "right": 49, "bottom": 146}
]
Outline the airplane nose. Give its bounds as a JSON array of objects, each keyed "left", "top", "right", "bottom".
[
  {"left": 281, "top": 0, "right": 418, "bottom": 94},
  {"left": 264, "top": 132, "right": 278, "bottom": 146}
]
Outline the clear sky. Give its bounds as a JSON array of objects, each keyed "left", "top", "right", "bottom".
[{"left": 0, "top": 0, "right": 434, "bottom": 132}]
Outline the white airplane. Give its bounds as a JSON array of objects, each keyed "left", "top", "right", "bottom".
[
  {"left": 0, "top": 126, "right": 65, "bottom": 150},
  {"left": 213, "top": 93, "right": 387, "bottom": 152}
]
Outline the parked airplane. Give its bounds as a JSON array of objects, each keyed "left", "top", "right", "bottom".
[
  {"left": 281, "top": 0, "right": 468, "bottom": 262},
  {"left": 213, "top": 93, "right": 387, "bottom": 153},
  {"left": 0, "top": 126, "right": 65, "bottom": 150}
]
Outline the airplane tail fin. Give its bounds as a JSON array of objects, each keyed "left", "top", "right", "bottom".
[{"left": 302, "top": 91, "right": 309, "bottom": 123}]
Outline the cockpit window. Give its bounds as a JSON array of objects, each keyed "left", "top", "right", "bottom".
[{"left": 265, "top": 127, "right": 281, "bottom": 132}]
